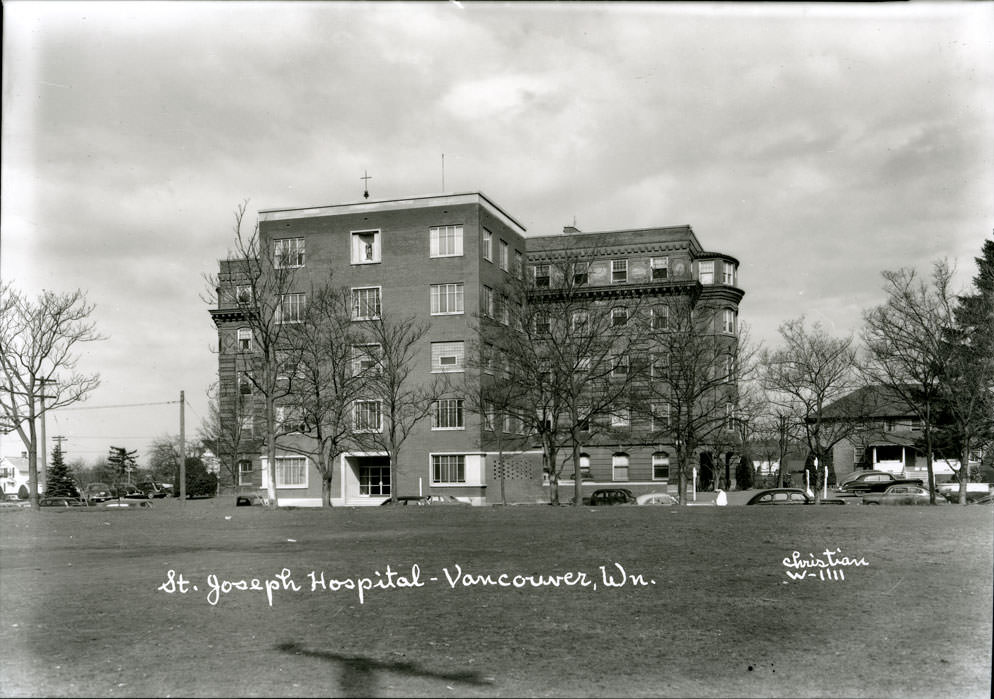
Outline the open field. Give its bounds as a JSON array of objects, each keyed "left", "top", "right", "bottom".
[{"left": 1, "top": 498, "right": 991, "bottom": 698}]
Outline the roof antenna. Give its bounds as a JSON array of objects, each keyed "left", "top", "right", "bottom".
[
  {"left": 441, "top": 153, "right": 445, "bottom": 192},
  {"left": 361, "top": 170, "right": 372, "bottom": 199}
]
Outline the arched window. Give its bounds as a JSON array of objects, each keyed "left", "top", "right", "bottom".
[
  {"left": 612, "top": 452, "right": 629, "bottom": 481},
  {"left": 652, "top": 452, "right": 670, "bottom": 480}
]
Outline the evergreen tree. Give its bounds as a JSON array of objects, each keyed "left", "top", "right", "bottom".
[{"left": 44, "top": 443, "right": 80, "bottom": 497}]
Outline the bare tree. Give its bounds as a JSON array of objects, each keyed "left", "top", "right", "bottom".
[
  {"left": 279, "top": 281, "right": 369, "bottom": 507},
  {"left": 861, "top": 263, "right": 961, "bottom": 503},
  {"left": 0, "top": 284, "right": 102, "bottom": 508},
  {"left": 642, "top": 296, "right": 753, "bottom": 503},
  {"left": 354, "top": 312, "right": 447, "bottom": 504},
  {"left": 206, "top": 201, "right": 302, "bottom": 507},
  {"left": 748, "top": 408, "right": 805, "bottom": 488},
  {"left": 198, "top": 382, "right": 251, "bottom": 492},
  {"left": 760, "top": 318, "right": 863, "bottom": 503}
]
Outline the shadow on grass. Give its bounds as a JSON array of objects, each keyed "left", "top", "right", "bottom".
[{"left": 275, "top": 641, "right": 493, "bottom": 697}]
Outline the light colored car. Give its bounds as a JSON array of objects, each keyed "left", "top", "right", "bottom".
[
  {"left": 98, "top": 499, "right": 152, "bottom": 509},
  {"left": 636, "top": 492, "right": 679, "bottom": 506},
  {"left": 862, "top": 484, "right": 947, "bottom": 506},
  {"left": 0, "top": 493, "right": 32, "bottom": 509}
]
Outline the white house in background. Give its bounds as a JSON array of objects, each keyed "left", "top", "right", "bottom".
[{"left": 0, "top": 454, "right": 43, "bottom": 498}]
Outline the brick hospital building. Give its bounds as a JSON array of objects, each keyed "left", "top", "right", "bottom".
[{"left": 209, "top": 192, "right": 743, "bottom": 506}]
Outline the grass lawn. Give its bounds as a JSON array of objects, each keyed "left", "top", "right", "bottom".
[{"left": 1, "top": 498, "right": 991, "bottom": 698}]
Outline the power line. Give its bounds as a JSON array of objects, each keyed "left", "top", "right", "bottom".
[{"left": 57, "top": 400, "right": 181, "bottom": 411}]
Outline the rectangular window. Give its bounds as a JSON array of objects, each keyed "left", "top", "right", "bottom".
[
  {"left": 277, "top": 293, "right": 305, "bottom": 324},
  {"left": 351, "top": 287, "right": 382, "bottom": 320},
  {"left": 514, "top": 251, "right": 524, "bottom": 279},
  {"left": 274, "top": 238, "right": 305, "bottom": 268},
  {"left": 534, "top": 264, "right": 550, "bottom": 288},
  {"left": 240, "top": 411, "right": 254, "bottom": 434},
  {"left": 432, "top": 455, "right": 466, "bottom": 484},
  {"left": 482, "top": 228, "right": 493, "bottom": 262},
  {"left": 611, "top": 408, "right": 630, "bottom": 429},
  {"left": 276, "top": 405, "right": 306, "bottom": 433},
  {"left": 238, "top": 460, "right": 253, "bottom": 486},
  {"left": 352, "top": 344, "right": 382, "bottom": 376},
  {"left": 612, "top": 259, "right": 628, "bottom": 283},
  {"left": 432, "top": 399, "right": 464, "bottom": 430},
  {"left": 237, "top": 328, "right": 252, "bottom": 351},
  {"left": 651, "top": 305, "right": 669, "bottom": 330},
  {"left": 651, "top": 353, "right": 669, "bottom": 380},
  {"left": 699, "top": 261, "right": 715, "bottom": 285},
  {"left": 612, "top": 307, "right": 628, "bottom": 327},
  {"left": 235, "top": 285, "right": 253, "bottom": 304},
  {"left": 353, "top": 400, "right": 382, "bottom": 432},
  {"left": 359, "top": 464, "right": 390, "bottom": 496},
  {"left": 651, "top": 257, "right": 669, "bottom": 280},
  {"left": 723, "top": 262, "right": 735, "bottom": 285},
  {"left": 275, "top": 456, "right": 307, "bottom": 488},
  {"left": 612, "top": 453, "right": 630, "bottom": 481},
  {"left": 571, "top": 310, "right": 589, "bottom": 333},
  {"left": 652, "top": 403, "right": 671, "bottom": 431},
  {"left": 429, "top": 225, "right": 463, "bottom": 257},
  {"left": 351, "top": 230, "right": 381, "bottom": 264},
  {"left": 498, "top": 240, "right": 509, "bottom": 270},
  {"left": 572, "top": 262, "right": 589, "bottom": 286},
  {"left": 430, "top": 283, "right": 464, "bottom": 315},
  {"left": 498, "top": 294, "right": 510, "bottom": 325},
  {"left": 612, "top": 355, "right": 629, "bottom": 377},
  {"left": 652, "top": 453, "right": 670, "bottom": 480},
  {"left": 723, "top": 309, "right": 736, "bottom": 334},
  {"left": 431, "top": 341, "right": 465, "bottom": 373},
  {"left": 533, "top": 312, "right": 551, "bottom": 335},
  {"left": 481, "top": 285, "right": 494, "bottom": 318}
]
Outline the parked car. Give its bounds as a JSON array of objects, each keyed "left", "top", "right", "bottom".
[
  {"left": 746, "top": 488, "right": 846, "bottom": 505},
  {"left": 0, "top": 493, "right": 31, "bottom": 509},
  {"left": 840, "top": 470, "right": 898, "bottom": 487},
  {"left": 838, "top": 477, "right": 924, "bottom": 495},
  {"left": 587, "top": 488, "right": 637, "bottom": 506},
  {"left": 39, "top": 496, "right": 88, "bottom": 508},
  {"left": 935, "top": 481, "right": 991, "bottom": 503},
  {"left": 97, "top": 499, "right": 152, "bottom": 509},
  {"left": 137, "top": 481, "right": 169, "bottom": 498},
  {"left": 381, "top": 495, "right": 430, "bottom": 506},
  {"left": 110, "top": 484, "right": 149, "bottom": 499},
  {"left": 636, "top": 492, "right": 679, "bottom": 506},
  {"left": 83, "top": 483, "right": 114, "bottom": 504},
  {"left": 862, "top": 484, "right": 947, "bottom": 506},
  {"left": 972, "top": 493, "right": 994, "bottom": 505}
]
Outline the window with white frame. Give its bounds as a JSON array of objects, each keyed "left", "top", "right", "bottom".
[
  {"left": 699, "top": 260, "right": 715, "bottom": 284},
  {"left": 431, "top": 341, "right": 465, "bottom": 373},
  {"left": 725, "top": 355, "right": 736, "bottom": 381},
  {"left": 611, "top": 408, "right": 630, "bottom": 429},
  {"left": 612, "top": 259, "right": 628, "bottom": 283},
  {"left": 652, "top": 452, "right": 670, "bottom": 480},
  {"left": 533, "top": 311, "right": 551, "bottom": 335},
  {"left": 651, "top": 305, "right": 669, "bottom": 330},
  {"left": 651, "top": 257, "right": 669, "bottom": 280},
  {"left": 352, "top": 344, "right": 382, "bottom": 376},
  {"left": 351, "top": 287, "right": 381, "bottom": 320},
  {"left": 274, "top": 238, "right": 305, "bottom": 268},
  {"left": 725, "top": 403, "right": 735, "bottom": 431},
  {"left": 534, "top": 264, "right": 550, "bottom": 288},
  {"left": 432, "top": 399, "right": 464, "bottom": 429},
  {"left": 482, "top": 228, "right": 493, "bottom": 262},
  {"left": 498, "top": 294, "right": 510, "bottom": 325},
  {"left": 430, "top": 283, "right": 464, "bottom": 315},
  {"left": 573, "top": 262, "right": 589, "bottom": 286},
  {"left": 722, "top": 309, "right": 736, "bottom": 334},
  {"left": 277, "top": 293, "right": 305, "bottom": 324},
  {"left": 240, "top": 411, "right": 254, "bottom": 434},
  {"left": 359, "top": 464, "right": 390, "bottom": 496},
  {"left": 235, "top": 285, "right": 253, "bottom": 304},
  {"left": 351, "top": 230, "right": 381, "bottom": 264},
  {"left": 432, "top": 454, "right": 466, "bottom": 484},
  {"left": 498, "top": 240, "right": 509, "bottom": 271},
  {"left": 651, "top": 353, "right": 669, "bottom": 380},
  {"left": 571, "top": 310, "right": 589, "bottom": 333},
  {"left": 429, "top": 225, "right": 463, "bottom": 257},
  {"left": 612, "top": 307, "right": 628, "bottom": 327},
  {"left": 483, "top": 403, "right": 496, "bottom": 431},
  {"left": 514, "top": 250, "right": 523, "bottom": 279},
  {"left": 573, "top": 453, "right": 592, "bottom": 480},
  {"left": 353, "top": 400, "right": 382, "bottom": 432},
  {"left": 238, "top": 460, "right": 253, "bottom": 486},
  {"left": 652, "top": 403, "right": 671, "bottom": 431},
  {"left": 612, "top": 354, "right": 629, "bottom": 377},
  {"left": 481, "top": 286, "right": 494, "bottom": 318},
  {"left": 723, "top": 261, "right": 736, "bottom": 285},
  {"left": 483, "top": 343, "right": 496, "bottom": 375},
  {"left": 276, "top": 404, "right": 306, "bottom": 433},
  {"left": 578, "top": 407, "right": 590, "bottom": 432},
  {"left": 237, "top": 327, "right": 252, "bottom": 351},
  {"left": 612, "top": 452, "right": 630, "bottom": 481},
  {"left": 275, "top": 455, "right": 307, "bottom": 487}
]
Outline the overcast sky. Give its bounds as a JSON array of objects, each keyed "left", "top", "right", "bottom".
[{"left": 2, "top": 1, "right": 992, "bottom": 465}]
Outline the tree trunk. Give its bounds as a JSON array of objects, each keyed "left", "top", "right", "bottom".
[
  {"left": 959, "top": 440, "right": 971, "bottom": 506},
  {"left": 571, "top": 437, "right": 582, "bottom": 507}
]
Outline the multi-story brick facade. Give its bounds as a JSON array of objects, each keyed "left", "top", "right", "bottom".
[{"left": 209, "top": 192, "right": 743, "bottom": 505}]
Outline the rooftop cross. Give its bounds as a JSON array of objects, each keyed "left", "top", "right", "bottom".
[{"left": 361, "top": 170, "right": 372, "bottom": 199}]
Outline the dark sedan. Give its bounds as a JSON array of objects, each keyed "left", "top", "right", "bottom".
[
  {"left": 40, "top": 496, "right": 88, "bottom": 508},
  {"left": 746, "top": 488, "right": 846, "bottom": 505},
  {"left": 587, "top": 488, "right": 637, "bottom": 506}
]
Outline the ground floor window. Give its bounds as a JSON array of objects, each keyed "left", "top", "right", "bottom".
[
  {"left": 275, "top": 456, "right": 307, "bottom": 488},
  {"left": 359, "top": 464, "right": 390, "bottom": 496},
  {"left": 612, "top": 452, "right": 630, "bottom": 481},
  {"left": 652, "top": 452, "right": 670, "bottom": 480},
  {"left": 433, "top": 454, "right": 466, "bottom": 484},
  {"left": 238, "top": 460, "right": 253, "bottom": 486}
]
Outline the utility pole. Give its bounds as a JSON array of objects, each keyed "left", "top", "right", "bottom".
[
  {"left": 179, "top": 390, "right": 186, "bottom": 501},
  {"left": 38, "top": 378, "right": 56, "bottom": 489}
]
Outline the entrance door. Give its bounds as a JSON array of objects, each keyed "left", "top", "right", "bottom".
[{"left": 345, "top": 456, "right": 391, "bottom": 503}]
